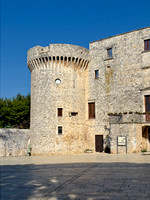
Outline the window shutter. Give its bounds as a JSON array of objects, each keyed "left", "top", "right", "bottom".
[{"left": 88, "top": 102, "right": 95, "bottom": 119}]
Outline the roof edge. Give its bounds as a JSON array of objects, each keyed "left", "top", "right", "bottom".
[{"left": 90, "top": 26, "right": 150, "bottom": 44}]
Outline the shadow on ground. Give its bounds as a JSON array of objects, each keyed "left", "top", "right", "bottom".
[{"left": 1, "top": 162, "right": 150, "bottom": 200}]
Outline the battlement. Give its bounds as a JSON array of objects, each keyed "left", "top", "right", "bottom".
[{"left": 27, "top": 44, "right": 89, "bottom": 72}]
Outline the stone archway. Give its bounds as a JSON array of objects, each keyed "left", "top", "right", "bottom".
[{"left": 142, "top": 126, "right": 150, "bottom": 151}]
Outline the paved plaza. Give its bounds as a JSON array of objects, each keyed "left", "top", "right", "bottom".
[{"left": 0, "top": 153, "right": 150, "bottom": 200}]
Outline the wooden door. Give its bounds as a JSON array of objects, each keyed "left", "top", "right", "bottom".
[
  {"left": 145, "top": 95, "right": 150, "bottom": 121},
  {"left": 95, "top": 135, "right": 103, "bottom": 152},
  {"left": 148, "top": 128, "right": 150, "bottom": 151}
]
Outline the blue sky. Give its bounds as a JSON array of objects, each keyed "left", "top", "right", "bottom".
[{"left": 1, "top": 0, "right": 150, "bottom": 98}]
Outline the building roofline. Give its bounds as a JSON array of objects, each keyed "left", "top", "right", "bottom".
[{"left": 90, "top": 26, "right": 150, "bottom": 44}]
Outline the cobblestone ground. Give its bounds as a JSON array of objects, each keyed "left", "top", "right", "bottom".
[{"left": 0, "top": 153, "right": 150, "bottom": 200}]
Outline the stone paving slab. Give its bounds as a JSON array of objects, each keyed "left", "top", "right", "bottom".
[{"left": 0, "top": 153, "right": 150, "bottom": 200}]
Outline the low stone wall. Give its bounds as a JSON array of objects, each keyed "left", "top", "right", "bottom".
[{"left": 0, "top": 129, "right": 30, "bottom": 157}]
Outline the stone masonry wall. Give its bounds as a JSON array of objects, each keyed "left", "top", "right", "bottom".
[
  {"left": 28, "top": 44, "right": 89, "bottom": 155},
  {"left": 26, "top": 27, "right": 150, "bottom": 155},
  {"left": 87, "top": 27, "right": 150, "bottom": 152},
  {"left": 0, "top": 129, "right": 30, "bottom": 157},
  {"left": 110, "top": 123, "right": 142, "bottom": 154}
]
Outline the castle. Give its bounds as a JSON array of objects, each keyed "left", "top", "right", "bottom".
[{"left": 27, "top": 27, "right": 150, "bottom": 155}]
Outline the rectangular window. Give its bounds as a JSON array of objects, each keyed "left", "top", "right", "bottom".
[
  {"left": 145, "top": 95, "right": 150, "bottom": 121},
  {"left": 88, "top": 102, "right": 95, "bottom": 119},
  {"left": 58, "top": 126, "right": 62, "bottom": 134},
  {"left": 107, "top": 48, "right": 112, "bottom": 58},
  {"left": 95, "top": 70, "right": 99, "bottom": 79},
  {"left": 58, "top": 108, "right": 63, "bottom": 117},
  {"left": 144, "top": 39, "right": 150, "bottom": 51}
]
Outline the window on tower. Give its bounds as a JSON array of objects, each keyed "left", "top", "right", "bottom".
[
  {"left": 58, "top": 126, "right": 62, "bottom": 135},
  {"left": 58, "top": 108, "right": 63, "bottom": 117},
  {"left": 88, "top": 102, "right": 95, "bottom": 119}
]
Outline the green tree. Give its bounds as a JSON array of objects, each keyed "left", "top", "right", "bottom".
[{"left": 0, "top": 94, "right": 30, "bottom": 129}]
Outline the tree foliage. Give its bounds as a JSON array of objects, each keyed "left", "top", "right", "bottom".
[{"left": 0, "top": 94, "right": 30, "bottom": 129}]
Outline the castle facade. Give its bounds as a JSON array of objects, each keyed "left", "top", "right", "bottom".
[{"left": 27, "top": 27, "right": 150, "bottom": 155}]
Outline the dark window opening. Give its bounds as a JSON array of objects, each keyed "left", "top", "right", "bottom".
[
  {"left": 107, "top": 48, "right": 112, "bottom": 58},
  {"left": 71, "top": 112, "right": 78, "bottom": 116},
  {"left": 58, "top": 108, "right": 63, "bottom": 117},
  {"left": 58, "top": 126, "right": 62, "bottom": 135},
  {"left": 95, "top": 70, "right": 99, "bottom": 79},
  {"left": 144, "top": 39, "right": 150, "bottom": 51},
  {"left": 145, "top": 95, "right": 150, "bottom": 121},
  {"left": 88, "top": 102, "right": 95, "bottom": 119}
]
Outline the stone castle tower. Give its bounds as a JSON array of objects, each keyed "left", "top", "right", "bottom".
[
  {"left": 27, "top": 27, "right": 150, "bottom": 155},
  {"left": 27, "top": 44, "right": 90, "bottom": 154}
]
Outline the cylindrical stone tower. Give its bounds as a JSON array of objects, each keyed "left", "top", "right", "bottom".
[{"left": 27, "top": 44, "right": 89, "bottom": 155}]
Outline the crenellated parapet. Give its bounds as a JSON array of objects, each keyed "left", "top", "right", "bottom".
[{"left": 27, "top": 44, "right": 89, "bottom": 72}]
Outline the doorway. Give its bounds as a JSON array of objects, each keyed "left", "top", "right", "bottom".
[
  {"left": 142, "top": 126, "right": 150, "bottom": 151},
  {"left": 95, "top": 135, "right": 103, "bottom": 152},
  {"left": 148, "top": 127, "right": 150, "bottom": 151}
]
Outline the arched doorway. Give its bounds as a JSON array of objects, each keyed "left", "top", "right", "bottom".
[{"left": 142, "top": 126, "right": 150, "bottom": 151}]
